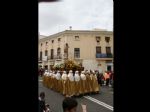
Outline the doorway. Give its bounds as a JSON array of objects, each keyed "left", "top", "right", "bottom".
[{"left": 107, "top": 65, "right": 112, "bottom": 71}]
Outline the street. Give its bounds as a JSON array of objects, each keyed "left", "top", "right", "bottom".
[{"left": 39, "top": 78, "right": 113, "bottom": 112}]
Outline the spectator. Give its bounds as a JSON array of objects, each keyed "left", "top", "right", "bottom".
[
  {"left": 41, "top": 68, "right": 44, "bottom": 77},
  {"left": 104, "top": 71, "right": 110, "bottom": 86},
  {"left": 38, "top": 68, "right": 42, "bottom": 77},
  {"left": 62, "top": 97, "right": 87, "bottom": 112},
  {"left": 109, "top": 71, "right": 112, "bottom": 86},
  {"left": 39, "top": 92, "right": 46, "bottom": 112},
  {"left": 97, "top": 72, "right": 104, "bottom": 86},
  {"left": 38, "top": 68, "right": 41, "bottom": 76},
  {"left": 45, "top": 104, "right": 50, "bottom": 112},
  {"left": 111, "top": 71, "right": 114, "bottom": 88}
]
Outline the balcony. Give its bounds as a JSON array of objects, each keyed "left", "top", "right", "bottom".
[
  {"left": 47, "top": 56, "right": 54, "bottom": 60},
  {"left": 63, "top": 53, "right": 68, "bottom": 59},
  {"left": 38, "top": 58, "right": 42, "bottom": 63},
  {"left": 47, "top": 54, "right": 62, "bottom": 60},
  {"left": 54, "top": 54, "right": 62, "bottom": 60},
  {"left": 96, "top": 53, "right": 113, "bottom": 60}
]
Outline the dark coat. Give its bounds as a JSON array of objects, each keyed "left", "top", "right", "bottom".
[{"left": 39, "top": 99, "right": 46, "bottom": 112}]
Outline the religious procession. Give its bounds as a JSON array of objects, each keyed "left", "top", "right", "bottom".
[
  {"left": 43, "top": 70, "right": 100, "bottom": 97},
  {"left": 42, "top": 59, "right": 101, "bottom": 97}
]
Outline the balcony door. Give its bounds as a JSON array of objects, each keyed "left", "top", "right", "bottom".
[
  {"left": 64, "top": 43, "right": 69, "bottom": 59},
  {"left": 51, "top": 49, "right": 54, "bottom": 59},
  {"left": 40, "top": 51, "right": 42, "bottom": 60},
  {"left": 106, "top": 47, "right": 112, "bottom": 57},
  {"left": 106, "top": 47, "right": 111, "bottom": 54},
  {"left": 57, "top": 48, "right": 61, "bottom": 59},
  {"left": 74, "top": 48, "right": 80, "bottom": 58},
  {"left": 96, "top": 47, "right": 101, "bottom": 53},
  {"left": 96, "top": 47, "right": 101, "bottom": 58},
  {"left": 45, "top": 50, "right": 48, "bottom": 56}
]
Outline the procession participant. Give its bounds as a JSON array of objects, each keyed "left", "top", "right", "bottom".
[
  {"left": 91, "top": 71, "right": 100, "bottom": 93},
  {"left": 56, "top": 71, "right": 62, "bottom": 92},
  {"left": 43, "top": 70, "right": 47, "bottom": 86},
  {"left": 94, "top": 71, "right": 100, "bottom": 93},
  {"left": 51, "top": 71, "right": 56, "bottom": 90},
  {"left": 42, "top": 70, "right": 45, "bottom": 86},
  {"left": 98, "top": 72, "right": 104, "bottom": 86},
  {"left": 68, "top": 70, "right": 75, "bottom": 97},
  {"left": 43, "top": 70, "right": 48, "bottom": 87},
  {"left": 85, "top": 70, "right": 88, "bottom": 74},
  {"left": 62, "top": 71, "right": 69, "bottom": 97},
  {"left": 49, "top": 71, "right": 53, "bottom": 89},
  {"left": 55, "top": 71, "right": 59, "bottom": 92},
  {"left": 53, "top": 71, "right": 57, "bottom": 91},
  {"left": 80, "top": 71, "right": 87, "bottom": 95},
  {"left": 46, "top": 71, "right": 50, "bottom": 88},
  {"left": 59, "top": 71, "right": 63, "bottom": 94},
  {"left": 85, "top": 71, "right": 93, "bottom": 94},
  {"left": 74, "top": 71, "right": 81, "bottom": 96},
  {"left": 47, "top": 71, "right": 52, "bottom": 89}
]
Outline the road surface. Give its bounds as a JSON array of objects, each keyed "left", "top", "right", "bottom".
[{"left": 39, "top": 78, "right": 113, "bottom": 112}]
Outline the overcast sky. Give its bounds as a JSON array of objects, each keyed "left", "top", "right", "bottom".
[{"left": 39, "top": 0, "right": 113, "bottom": 37}]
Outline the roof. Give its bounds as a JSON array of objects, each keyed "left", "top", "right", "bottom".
[
  {"left": 39, "top": 30, "right": 113, "bottom": 42},
  {"left": 39, "top": 35, "right": 46, "bottom": 39}
]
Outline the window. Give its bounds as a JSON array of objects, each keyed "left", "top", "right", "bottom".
[
  {"left": 75, "top": 36, "right": 79, "bottom": 40},
  {"left": 46, "top": 42, "right": 48, "bottom": 45},
  {"left": 65, "top": 43, "right": 69, "bottom": 47},
  {"left": 106, "top": 47, "right": 111, "bottom": 54},
  {"left": 74, "top": 48, "right": 80, "bottom": 58},
  {"left": 51, "top": 49, "right": 54, "bottom": 59},
  {"left": 45, "top": 50, "right": 48, "bottom": 56},
  {"left": 105, "top": 37, "right": 110, "bottom": 43},
  {"left": 64, "top": 43, "right": 69, "bottom": 53},
  {"left": 52, "top": 40, "right": 54, "bottom": 43},
  {"left": 58, "top": 38, "right": 61, "bottom": 42},
  {"left": 41, "top": 43, "right": 43, "bottom": 46},
  {"left": 57, "top": 48, "right": 61, "bottom": 56},
  {"left": 96, "top": 36, "right": 101, "bottom": 43},
  {"left": 40, "top": 51, "right": 42, "bottom": 60},
  {"left": 64, "top": 43, "right": 69, "bottom": 58},
  {"left": 96, "top": 47, "right": 101, "bottom": 53}
]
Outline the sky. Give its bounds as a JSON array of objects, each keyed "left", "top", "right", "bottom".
[{"left": 39, "top": 0, "right": 113, "bottom": 37}]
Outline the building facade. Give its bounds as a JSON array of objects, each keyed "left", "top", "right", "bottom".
[{"left": 38, "top": 30, "right": 113, "bottom": 73}]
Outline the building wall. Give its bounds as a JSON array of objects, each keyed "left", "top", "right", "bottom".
[
  {"left": 38, "top": 30, "right": 113, "bottom": 72},
  {"left": 65, "top": 32, "right": 113, "bottom": 60}
]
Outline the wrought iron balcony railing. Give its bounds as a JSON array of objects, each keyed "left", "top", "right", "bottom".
[
  {"left": 47, "top": 54, "right": 62, "bottom": 60},
  {"left": 96, "top": 53, "right": 113, "bottom": 58}
]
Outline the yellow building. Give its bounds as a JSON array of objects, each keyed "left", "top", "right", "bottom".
[{"left": 38, "top": 29, "right": 113, "bottom": 73}]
